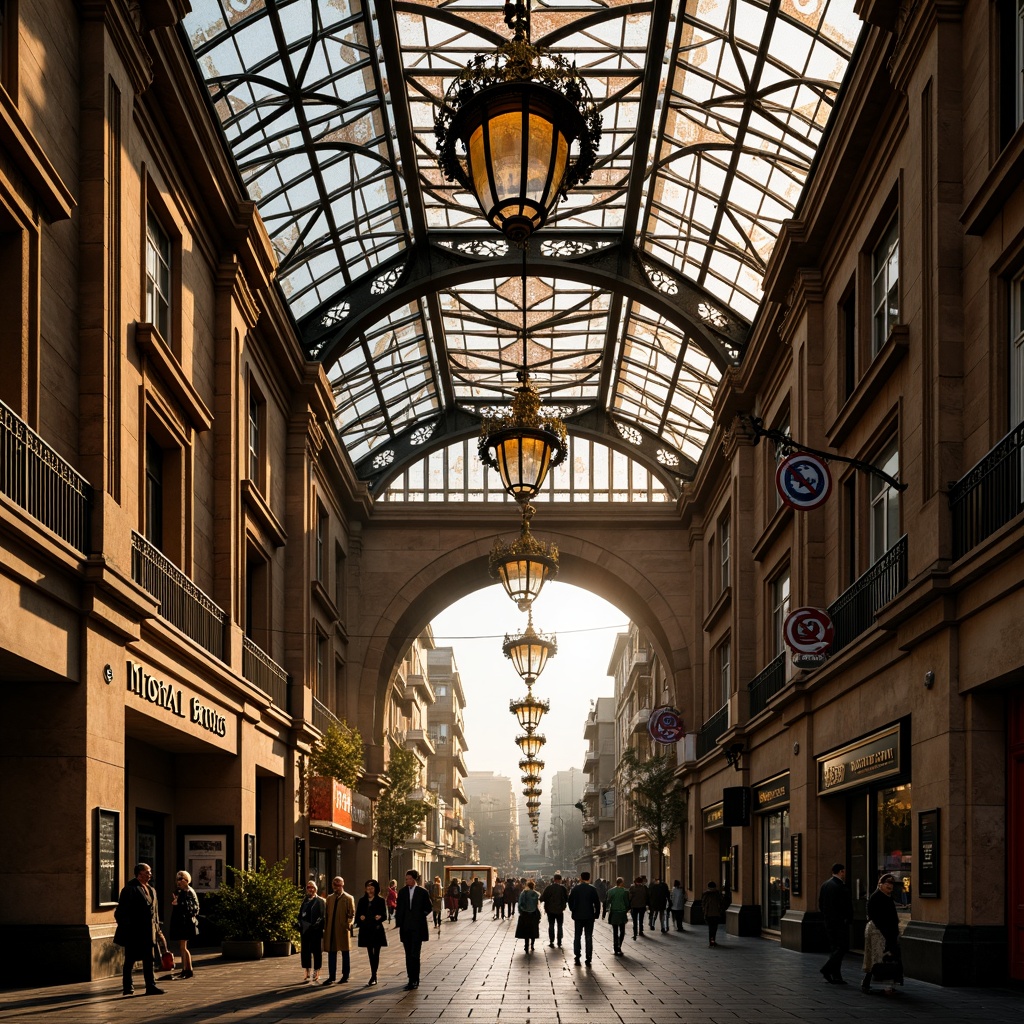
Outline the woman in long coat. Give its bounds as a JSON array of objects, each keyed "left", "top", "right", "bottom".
[
  {"left": 515, "top": 879, "right": 541, "bottom": 954},
  {"left": 298, "top": 880, "right": 326, "bottom": 982},
  {"left": 861, "top": 874, "right": 903, "bottom": 994},
  {"left": 354, "top": 879, "right": 388, "bottom": 986},
  {"left": 167, "top": 869, "right": 200, "bottom": 979},
  {"left": 446, "top": 878, "right": 461, "bottom": 921},
  {"left": 430, "top": 876, "right": 444, "bottom": 929}
]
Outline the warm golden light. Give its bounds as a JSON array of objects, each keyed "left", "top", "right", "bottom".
[
  {"left": 510, "top": 692, "right": 549, "bottom": 732},
  {"left": 515, "top": 732, "right": 546, "bottom": 758}
]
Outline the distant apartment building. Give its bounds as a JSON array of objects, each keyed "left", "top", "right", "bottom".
[
  {"left": 548, "top": 768, "right": 586, "bottom": 872},
  {"left": 427, "top": 647, "right": 470, "bottom": 865},
  {"left": 580, "top": 696, "right": 617, "bottom": 879},
  {"left": 465, "top": 771, "right": 518, "bottom": 875}
]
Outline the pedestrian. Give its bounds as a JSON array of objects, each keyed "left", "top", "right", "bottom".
[
  {"left": 628, "top": 876, "right": 648, "bottom": 939},
  {"left": 595, "top": 877, "right": 609, "bottom": 917},
  {"left": 818, "top": 863, "right": 853, "bottom": 985},
  {"left": 113, "top": 862, "right": 165, "bottom": 996},
  {"left": 861, "top": 874, "right": 903, "bottom": 995},
  {"left": 394, "top": 869, "right": 432, "bottom": 990},
  {"left": 386, "top": 880, "right": 399, "bottom": 922},
  {"left": 492, "top": 878, "right": 506, "bottom": 919},
  {"left": 648, "top": 877, "right": 670, "bottom": 932},
  {"left": 515, "top": 878, "right": 541, "bottom": 954},
  {"left": 447, "top": 877, "right": 461, "bottom": 921},
  {"left": 669, "top": 879, "right": 686, "bottom": 932},
  {"left": 354, "top": 879, "right": 388, "bottom": 986},
  {"left": 567, "top": 870, "right": 601, "bottom": 966},
  {"left": 700, "top": 880, "right": 727, "bottom": 947},
  {"left": 469, "top": 877, "right": 484, "bottom": 921},
  {"left": 460, "top": 878, "right": 470, "bottom": 917},
  {"left": 430, "top": 875, "right": 444, "bottom": 929},
  {"left": 540, "top": 872, "right": 568, "bottom": 947},
  {"left": 505, "top": 877, "right": 519, "bottom": 919},
  {"left": 298, "top": 879, "right": 326, "bottom": 982},
  {"left": 322, "top": 876, "right": 355, "bottom": 985},
  {"left": 605, "top": 876, "right": 630, "bottom": 955},
  {"left": 167, "top": 869, "right": 199, "bottom": 979}
]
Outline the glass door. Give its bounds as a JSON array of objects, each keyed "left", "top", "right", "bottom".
[
  {"left": 876, "top": 784, "right": 912, "bottom": 918},
  {"left": 761, "top": 810, "right": 790, "bottom": 930}
]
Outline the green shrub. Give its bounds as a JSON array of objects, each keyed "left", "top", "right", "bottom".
[{"left": 209, "top": 857, "right": 301, "bottom": 943}]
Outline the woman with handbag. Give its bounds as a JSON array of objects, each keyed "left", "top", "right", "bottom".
[
  {"left": 355, "top": 879, "right": 389, "bottom": 986},
  {"left": 298, "top": 880, "right": 326, "bottom": 982},
  {"left": 861, "top": 874, "right": 903, "bottom": 995},
  {"left": 168, "top": 870, "right": 200, "bottom": 979}
]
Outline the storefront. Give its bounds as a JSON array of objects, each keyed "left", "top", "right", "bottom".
[
  {"left": 309, "top": 776, "right": 370, "bottom": 890},
  {"left": 701, "top": 801, "right": 734, "bottom": 893},
  {"left": 817, "top": 720, "right": 912, "bottom": 942},
  {"left": 753, "top": 773, "right": 790, "bottom": 932}
]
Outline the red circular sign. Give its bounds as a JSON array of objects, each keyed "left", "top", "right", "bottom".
[
  {"left": 776, "top": 453, "right": 833, "bottom": 511},
  {"left": 647, "top": 706, "right": 685, "bottom": 744},
  {"left": 783, "top": 608, "right": 834, "bottom": 654}
]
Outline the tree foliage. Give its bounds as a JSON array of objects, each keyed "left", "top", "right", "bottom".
[
  {"left": 373, "top": 745, "right": 432, "bottom": 880},
  {"left": 307, "top": 720, "right": 364, "bottom": 789},
  {"left": 618, "top": 748, "right": 687, "bottom": 877},
  {"left": 209, "top": 857, "right": 302, "bottom": 943}
]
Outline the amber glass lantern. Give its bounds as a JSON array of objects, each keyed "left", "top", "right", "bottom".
[
  {"left": 503, "top": 609, "right": 557, "bottom": 685},
  {"left": 510, "top": 691, "right": 549, "bottom": 733},
  {"left": 490, "top": 503, "right": 558, "bottom": 607},
  {"left": 515, "top": 732, "right": 546, "bottom": 758}
]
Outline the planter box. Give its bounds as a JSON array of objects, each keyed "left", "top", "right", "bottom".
[
  {"left": 221, "top": 939, "right": 263, "bottom": 960},
  {"left": 263, "top": 940, "right": 293, "bottom": 957}
]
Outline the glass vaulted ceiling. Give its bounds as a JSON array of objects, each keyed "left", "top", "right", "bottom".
[{"left": 184, "top": 0, "right": 862, "bottom": 479}]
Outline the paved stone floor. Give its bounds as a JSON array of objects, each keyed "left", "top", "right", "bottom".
[{"left": 2, "top": 911, "right": 1021, "bottom": 1023}]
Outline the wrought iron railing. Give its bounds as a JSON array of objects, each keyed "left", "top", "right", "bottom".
[
  {"left": 131, "top": 531, "right": 226, "bottom": 659},
  {"left": 312, "top": 696, "right": 341, "bottom": 735},
  {"left": 950, "top": 421, "right": 1024, "bottom": 560},
  {"left": 696, "top": 704, "right": 729, "bottom": 759},
  {"left": 748, "top": 652, "right": 787, "bottom": 717},
  {"left": 242, "top": 636, "right": 289, "bottom": 711},
  {"left": 827, "top": 535, "right": 907, "bottom": 656},
  {"left": 1, "top": 400, "right": 91, "bottom": 552}
]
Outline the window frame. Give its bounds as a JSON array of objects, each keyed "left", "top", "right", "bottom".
[
  {"left": 247, "top": 380, "right": 266, "bottom": 489},
  {"left": 868, "top": 439, "right": 900, "bottom": 564},
  {"left": 769, "top": 568, "right": 791, "bottom": 660},
  {"left": 315, "top": 500, "right": 328, "bottom": 582},
  {"left": 145, "top": 206, "right": 172, "bottom": 343},
  {"left": 718, "top": 509, "right": 731, "bottom": 595},
  {"left": 1011, "top": 271, "right": 1024, "bottom": 430},
  {"left": 716, "top": 637, "right": 731, "bottom": 713},
  {"left": 871, "top": 215, "right": 900, "bottom": 355}
]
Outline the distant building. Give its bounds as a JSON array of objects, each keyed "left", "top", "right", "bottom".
[
  {"left": 579, "top": 696, "right": 617, "bottom": 879},
  {"left": 427, "top": 648, "right": 470, "bottom": 869},
  {"left": 465, "top": 771, "right": 518, "bottom": 874},
  {"left": 547, "top": 768, "right": 586, "bottom": 872}
]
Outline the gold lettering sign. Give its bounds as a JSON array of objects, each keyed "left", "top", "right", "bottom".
[{"left": 817, "top": 724, "right": 902, "bottom": 795}]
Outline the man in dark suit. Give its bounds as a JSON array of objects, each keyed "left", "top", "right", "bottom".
[
  {"left": 566, "top": 870, "right": 602, "bottom": 966},
  {"left": 394, "top": 869, "right": 432, "bottom": 989},
  {"left": 818, "top": 862, "right": 853, "bottom": 984}
]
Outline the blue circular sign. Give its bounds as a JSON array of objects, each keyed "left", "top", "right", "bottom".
[{"left": 776, "top": 452, "right": 833, "bottom": 510}]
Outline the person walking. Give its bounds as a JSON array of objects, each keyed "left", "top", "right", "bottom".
[
  {"left": 700, "top": 881, "right": 727, "bottom": 947},
  {"left": 669, "top": 879, "right": 686, "bottom": 932},
  {"left": 167, "top": 870, "right": 199, "bottom": 979},
  {"left": 540, "top": 873, "right": 568, "bottom": 947},
  {"left": 492, "top": 878, "right": 505, "bottom": 919},
  {"left": 386, "top": 880, "right": 399, "bottom": 923},
  {"left": 430, "top": 876, "right": 444, "bottom": 929},
  {"left": 446, "top": 878, "right": 461, "bottom": 921},
  {"left": 648, "top": 877, "right": 670, "bottom": 932},
  {"left": 605, "top": 877, "right": 630, "bottom": 956},
  {"left": 505, "top": 877, "right": 519, "bottom": 919},
  {"left": 114, "top": 863, "right": 165, "bottom": 996},
  {"left": 322, "top": 876, "right": 355, "bottom": 985},
  {"left": 861, "top": 874, "right": 903, "bottom": 995},
  {"left": 628, "top": 876, "right": 648, "bottom": 940},
  {"left": 818, "top": 863, "right": 853, "bottom": 985},
  {"left": 515, "top": 879, "right": 541, "bottom": 954},
  {"left": 469, "top": 877, "right": 484, "bottom": 921},
  {"left": 567, "top": 870, "right": 601, "bottom": 966},
  {"left": 298, "top": 880, "right": 326, "bottom": 982},
  {"left": 395, "top": 869, "right": 432, "bottom": 990},
  {"left": 595, "top": 877, "right": 609, "bottom": 918},
  {"left": 354, "top": 879, "right": 388, "bottom": 986}
]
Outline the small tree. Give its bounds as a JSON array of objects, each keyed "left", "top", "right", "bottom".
[
  {"left": 373, "top": 745, "right": 431, "bottom": 881},
  {"left": 307, "top": 720, "right": 364, "bottom": 791},
  {"left": 210, "top": 857, "right": 302, "bottom": 943},
  {"left": 618, "top": 748, "right": 687, "bottom": 880}
]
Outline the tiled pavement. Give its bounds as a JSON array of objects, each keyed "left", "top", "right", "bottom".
[{"left": 2, "top": 910, "right": 1021, "bottom": 1023}]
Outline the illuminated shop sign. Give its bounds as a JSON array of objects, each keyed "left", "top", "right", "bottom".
[
  {"left": 753, "top": 773, "right": 790, "bottom": 812},
  {"left": 126, "top": 660, "right": 228, "bottom": 737},
  {"left": 816, "top": 723, "right": 903, "bottom": 795},
  {"left": 702, "top": 802, "right": 724, "bottom": 830}
]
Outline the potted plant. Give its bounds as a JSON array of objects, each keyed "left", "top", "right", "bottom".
[{"left": 210, "top": 857, "right": 301, "bottom": 960}]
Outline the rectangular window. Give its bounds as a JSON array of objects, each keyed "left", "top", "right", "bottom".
[
  {"left": 841, "top": 286, "right": 857, "bottom": 398},
  {"left": 145, "top": 435, "right": 164, "bottom": 550},
  {"left": 0, "top": 0, "right": 17, "bottom": 98},
  {"left": 869, "top": 441, "right": 900, "bottom": 562},
  {"left": 245, "top": 551, "right": 268, "bottom": 644},
  {"left": 315, "top": 632, "right": 326, "bottom": 699},
  {"left": 247, "top": 389, "right": 262, "bottom": 485},
  {"left": 772, "top": 415, "right": 791, "bottom": 511},
  {"left": 434, "top": 684, "right": 448, "bottom": 698},
  {"left": 1012, "top": 273, "right": 1024, "bottom": 430},
  {"left": 718, "top": 511, "right": 730, "bottom": 594},
  {"left": 770, "top": 570, "right": 791, "bottom": 658},
  {"left": 315, "top": 501, "right": 327, "bottom": 582},
  {"left": 999, "top": 0, "right": 1024, "bottom": 145},
  {"left": 871, "top": 216, "right": 899, "bottom": 354},
  {"left": 717, "top": 639, "right": 731, "bottom": 711},
  {"left": 145, "top": 208, "right": 172, "bottom": 341},
  {"left": 334, "top": 543, "right": 345, "bottom": 616}
]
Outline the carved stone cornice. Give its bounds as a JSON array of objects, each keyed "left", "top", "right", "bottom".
[
  {"left": 79, "top": 0, "right": 154, "bottom": 96},
  {"left": 721, "top": 414, "right": 758, "bottom": 461}
]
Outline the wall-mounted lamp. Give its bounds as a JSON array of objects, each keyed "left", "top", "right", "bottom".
[
  {"left": 724, "top": 742, "right": 745, "bottom": 772},
  {"left": 924, "top": 670, "right": 935, "bottom": 689}
]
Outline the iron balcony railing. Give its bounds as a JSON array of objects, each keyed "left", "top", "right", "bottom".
[
  {"left": 950, "top": 421, "right": 1024, "bottom": 560},
  {"left": 747, "top": 652, "right": 787, "bottom": 717},
  {"left": 827, "top": 535, "right": 908, "bottom": 656},
  {"left": 242, "top": 636, "right": 289, "bottom": 711},
  {"left": 696, "top": 704, "right": 729, "bottom": 759},
  {"left": 1, "top": 400, "right": 91, "bottom": 552},
  {"left": 131, "top": 531, "right": 226, "bottom": 659},
  {"left": 312, "top": 695, "right": 341, "bottom": 735}
]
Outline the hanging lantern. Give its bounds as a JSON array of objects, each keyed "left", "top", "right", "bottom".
[
  {"left": 519, "top": 757, "right": 544, "bottom": 776},
  {"left": 509, "top": 691, "right": 549, "bottom": 733},
  {"left": 490, "top": 503, "right": 559, "bottom": 610},
  {"left": 503, "top": 608, "right": 557, "bottom": 685},
  {"left": 515, "top": 732, "right": 546, "bottom": 758}
]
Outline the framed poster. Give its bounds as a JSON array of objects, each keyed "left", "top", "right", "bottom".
[
  {"left": 183, "top": 834, "right": 227, "bottom": 892},
  {"left": 95, "top": 808, "right": 119, "bottom": 907},
  {"left": 790, "top": 832, "right": 803, "bottom": 897},
  {"left": 918, "top": 809, "right": 939, "bottom": 898}
]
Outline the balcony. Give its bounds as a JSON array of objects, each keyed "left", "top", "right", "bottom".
[
  {"left": 242, "top": 636, "right": 290, "bottom": 711},
  {"left": 582, "top": 817, "right": 598, "bottom": 833},
  {"left": 583, "top": 745, "right": 598, "bottom": 769},
  {"left": 131, "top": 531, "right": 226, "bottom": 659},
  {"left": 629, "top": 707, "right": 651, "bottom": 734},
  {"left": 312, "top": 696, "right": 342, "bottom": 736},
  {"left": 747, "top": 652, "right": 787, "bottom": 718},
  {"left": 406, "top": 673, "right": 436, "bottom": 704},
  {"left": 1, "top": 400, "right": 91, "bottom": 552},
  {"left": 406, "top": 728, "right": 436, "bottom": 758},
  {"left": 827, "top": 535, "right": 908, "bottom": 656},
  {"left": 696, "top": 704, "right": 729, "bottom": 760},
  {"left": 583, "top": 782, "right": 599, "bottom": 798},
  {"left": 950, "top": 421, "right": 1024, "bottom": 559}
]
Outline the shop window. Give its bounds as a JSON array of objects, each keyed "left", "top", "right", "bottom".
[
  {"left": 877, "top": 784, "right": 912, "bottom": 914},
  {"left": 761, "top": 809, "right": 791, "bottom": 931},
  {"left": 145, "top": 207, "right": 172, "bottom": 343},
  {"left": 869, "top": 440, "right": 900, "bottom": 563},
  {"left": 247, "top": 383, "right": 265, "bottom": 488},
  {"left": 998, "top": 0, "right": 1024, "bottom": 147},
  {"left": 770, "top": 569, "right": 790, "bottom": 658},
  {"left": 1012, "top": 272, "right": 1024, "bottom": 430},
  {"left": 871, "top": 216, "right": 899, "bottom": 355},
  {"left": 315, "top": 500, "right": 327, "bottom": 581}
]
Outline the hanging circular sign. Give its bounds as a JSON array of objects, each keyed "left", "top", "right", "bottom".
[
  {"left": 648, "top": 706, "right": 685, "bottom": 744},
  {"left": 775, "top": 452, "right": 833, "bottom": 510},
  {"left": 783, "top": 607, "right": 834, "bottom": 655}
]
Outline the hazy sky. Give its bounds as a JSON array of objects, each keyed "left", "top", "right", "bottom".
[{"left": 430, "top": 581, "right": 625, "bottom": 835}]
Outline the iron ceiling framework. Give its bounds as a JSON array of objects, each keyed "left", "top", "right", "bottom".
[{"left": 183, "top": 0, "right": 862, "bottom": 492}]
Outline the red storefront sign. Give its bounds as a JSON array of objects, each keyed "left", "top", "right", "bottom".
[{"left": 310, "top": 776, "right": 353, "bottom": 830}]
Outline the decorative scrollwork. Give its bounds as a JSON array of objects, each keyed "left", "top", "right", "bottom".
[
  {"left": 642, "top": 262, "right": 679, "bottom": 296},
  {"left": 540, "top": 239, "right": 594, "bottom": 258},
  {"left": 321, "top": 301, "right": 351, "bottom": 328},
  {"left": 615, "top": 421, "right": 643, "bottom": 446},
  {"left": 370, "top": 266, "right": 403, "bottom": 296},
  {"left": 456, "top": 238, "right": 510, "bottom": 258},
  {"left": 410, "top": 423, "right": 436, "bottom": 446},
  {"left": 656, "top": 449, "right": 680, "bottom": 467},
  {"left": 372, "top": 449, "right": 395, "bottom": 469},
  {"left": 698, "top": 302, "right": 729, "bottom": 329}
]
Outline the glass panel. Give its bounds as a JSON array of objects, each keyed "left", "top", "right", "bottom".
[
  {"left": 761, "top": 809, "right": 790, "bottom": 931},
  {"left": 849, "top": 792, "right": 869, "bottom": 913},
  {"left": 877, "top": 784, "right": 912, "bottom": 918}
]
